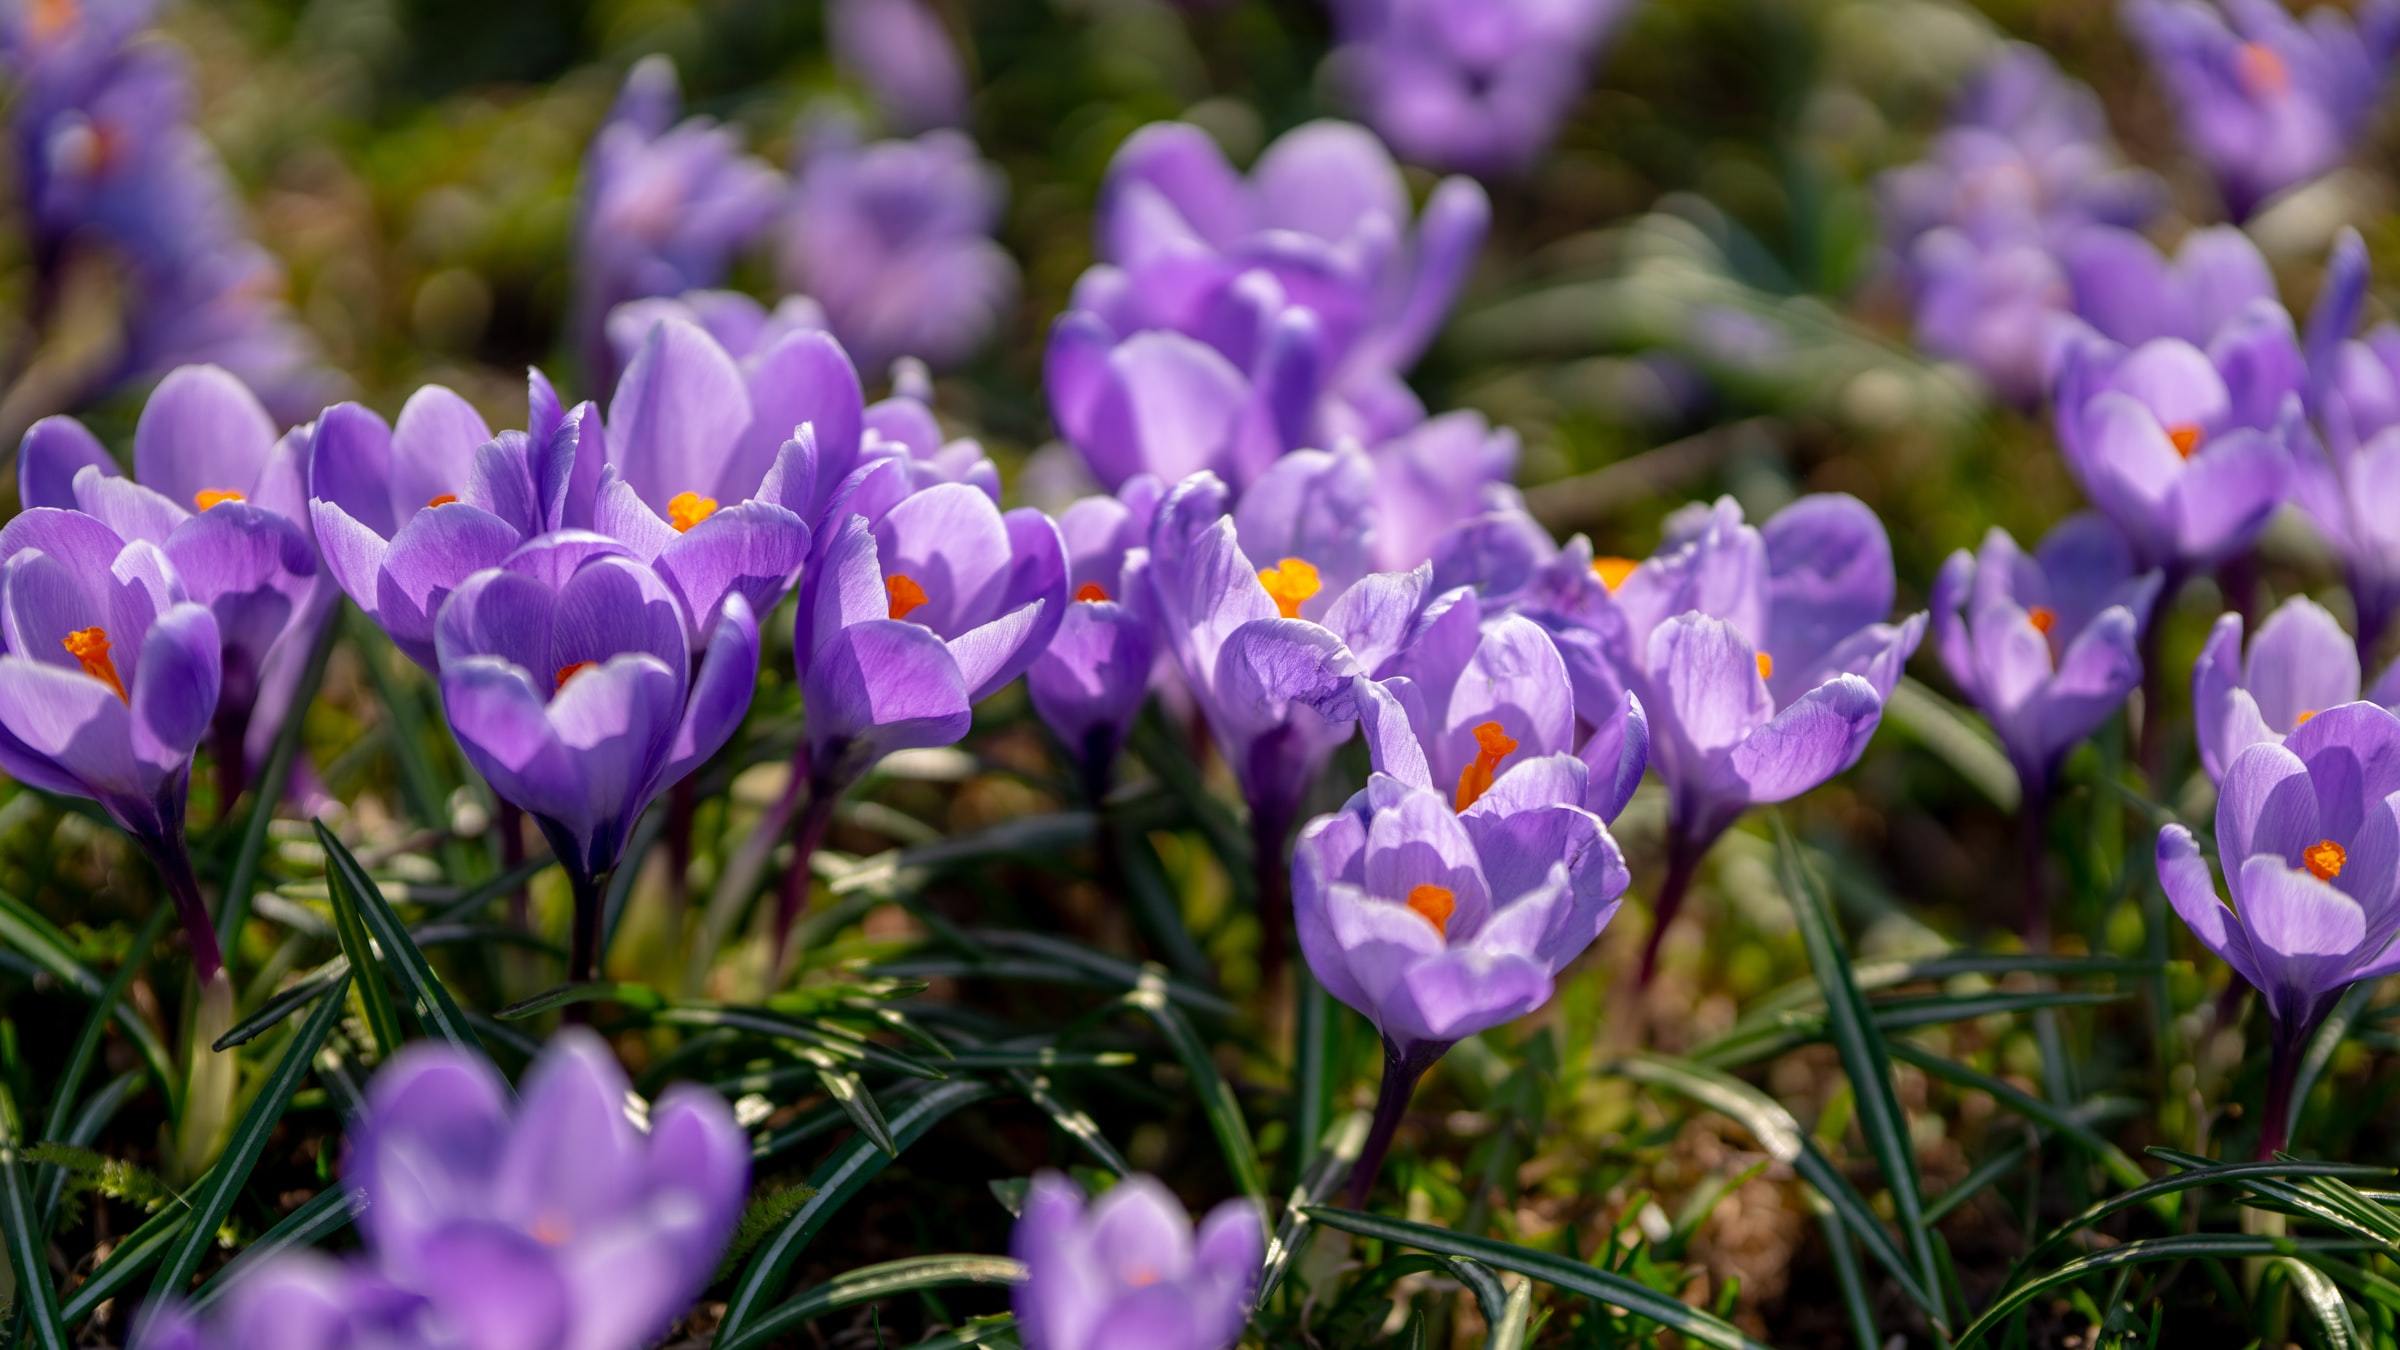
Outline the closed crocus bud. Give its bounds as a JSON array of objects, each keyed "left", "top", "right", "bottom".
[
  {"left": 1011, "top": 1173, "right": 1263, "bottom": 1350},
  {"left": 2295, "top": 230, "right": 2400, "bottom": 658},
  {"left": 1029, "top": 478, "right": 1166, "bottom": 797},
  {"left": 2192, "top": 596, "right": 2400, "bottom": 782},
  {"left": 2159, "top": 702, "right": 2400, "bottom": 1154},
  {"left": 1930, "top": 514, "right": 2161, "bottom": 803}
]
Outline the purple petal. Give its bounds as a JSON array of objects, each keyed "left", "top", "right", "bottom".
[
  {"left": 607, "top": 317, "right": 752, "bottom": 509},
  {"left": 18, "top": 416, "right": 114, "bottom": 510},
  {"left": 1728, "top": 674, "right": 1883, "bottom": 803},
  {"left": 133, "top": 365, "right": 278, "bottom": 513}
]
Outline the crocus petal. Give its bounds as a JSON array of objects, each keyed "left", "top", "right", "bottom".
[
  {"left": 72, "top": 468, "right": 190, "bottom": 548},
  {"left": 662, "top": 592, "right": 760, "bottom": 787},
  {"left": 19, "top": 416, "right": 115, "bottom": 510},
  {"left": 0, "top": 655, "right": 143, "bottom": 799},
  {"left": 2244, "top": 597, "right": 2361, "bottom": 731},
  {"left": 375, "top": 505, "right": 528, "bottom": 668},
  {"left": 2218, "top": 739, "right": 2319, "bottom": 866},
  {"left": 133, "top": 365, "right": 277, "bottom": 511},
  {"left": 1761, "top": 494, "right": 1897, "bottom": 677},
  {"left": 651, "top": 500, "right": 809, "bottom": 640},
  {"left": 802, "top": 619, "right": 975, "bottom": 776},
  {"left": 130, "top": 602, "right": 222, "bottom": 771},
  {"left": 389, "top": 385, "right": 497, "bottom": 527},
  {"left": 307, "top": 402, "right": 400, "bottom": 537},
  {"left": 1728, "top": 674, "right": 1883, "bottom": 803}
]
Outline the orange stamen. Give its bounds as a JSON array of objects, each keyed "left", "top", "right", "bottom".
[
  {"left": 1452, "top": 720, "right": 1520, "bottom": 812},
  {"left": 1075, "top": 581, "right": 1111, "bottom": 603},
  {"left": 554, "top": 661, "right": 594, "bottom": 691},
  {"left": 2027, "top": 605, "right": 2057, "bottom": 635},
  {"left": 427, "top": 493, "right": 459, "bottom": 508},
  {"left": 1258, "top": 557, "right": 1321, "bottom": 620},
  {"left": 531, "top": 1214, "right": 571, "bottom": 1246},
  {"left": 30, "top": 0, "right": 77, "bottom": 42},
  {"left": 1405, "top": 883, "right": 1457, "bottom": 938},
  {"left": 194, "top": 489, "right": 245, "bottom": 511},
  {"left": 1591, "top": 556, "right": 1638, "bottom": 592},
  {"left": 1127, "top": 1266, "right": 1160, "bottom": 1288},
  {"left": 1755, "top": 652, "right": 1774, "bottom": 681},
  {"left": 61, "top": 627, "right": 127, "bottom": 702},
  {"left": 2305, "top": 839, "right": 2346, "bottom": 882},
  {"left": 2237, "top": 41, "right": 2290, "bottom": 96},
  {"left": 2166, "top": 423, "right": 2203, "bottom": 459},
  {"left": 2297, "top": 709, "right": 2318, "bottom": 726},
  {"left": 667, "top": 490, "right": 718, "bottom": 533},
  {"left": 886, "top": 574, "right": 929, "bottom": 621}
]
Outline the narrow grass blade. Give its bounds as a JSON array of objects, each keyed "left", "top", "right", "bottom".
[
  {"left": 188, "top": 1186, "right": 353, "bottom": 1310},
  {"left": 314, "top": 820, "right": 482, "bottom": 1053},
  {"left": 1484, "top": 1275, "right": 1535, "bottom": 1350},
  {"left": 715, "top": 1254, "right": 1025, "bottom": 1350},
  {"left": 906, "top": 1314, "right": 1020, "bottom": 1347},
  {"left": 38, "top": 906, "right": 169, "bottom": 1201},
  {"left": 2280, "top": 1257, "right": 2358, "bottom": 1349},
  {"left": 1956, "top": 1234, "right": 2369, "bottom": 1346},
  {"left": 0, "top": 889, "right": 174, "bottom": 1104},
  {"left": 2012, "top": 1156, "right": 2390, "bottom": 1282},
  {"left": 716, "top": 1079, "right": 997, "bottom": 1343},
  {"left": 35, "top": 1070, "right": 143, "bottom": 1227},
  {"left": 1891, "top": 1043, "right": 2150, "bottom": 1196},
  {"left": 59, "top": 1201, "right": 181, "bottom": 1324},
  {"left": 1259, "top": 1109, "right": 1370, "bottom": 1305},
  {"left": 1301, "top": 1207, "right": 1770, "bottom": 1350},
  {"left": 1124, "top": 969, "right": 1265, "bottom": 1210},
  {"left": 148, "top": 970, "right": 352, "bottom": 1300},
  {"left": 213, "top": 962, "right": 343, "bottom": 1050},
  {"left": 1005, "top": 1069, "right": 1131, "bottom": 1176},
  {"left": 1, "top": 1097, "right": 68, "bottom": 1349},
  {"left": 326, "top": 851, "right": 404, "bottom": 1060}
]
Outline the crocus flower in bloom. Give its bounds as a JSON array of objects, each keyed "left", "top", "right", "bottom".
[
  {"left": 0, "top": 506, "right": 221, "bottom": 976},
  {"left": 2051, "top": 315, "right": 2300, "bottom": 577},
  {"left": 1012, "top": 1172, "right": 1262, "bottom": 1350},
  {"left": 2123, "top": 0, "right": 2400, "bottom": 220},
  {"left": 828, "top": 0, "right": 969, "bottom": 132},
  {"left": 19, "top": 366, "right": 322, "bottom": 796},
  {"left": 2294, "top": 230, "right": 2400, "bottom": 657},
  {"left": 1585, "top": 495, "right": 1925, "bottom": 978},
  {"left": 1322, "top": 0, "right": 1632, "bottom": 177},
  {"left": 135, "top": 1029, "right": 751, "bottom": 1349},
  {"left": 2057, "top": 224, "right": 2281, "bottom": 350},
  {"left": 2193, "top": 596, "right": 2400, "bottom": 783},
  {"left": 606, "top": 288, "right": 829, "bottom": 369},
  {"left": 779, "top": 112, "right": 1018, "bottom": 375},
  {"left": 1930, "top": 515, "right": 2161, "bottom": 804},
  {"left": 2159, "top": 702, "right": 2400, "bottom": 1154},
  {"left": 310, "top": 374, "right": 606, "bottom": 671},
  {"left": 573, "top": 56, "right": 784, "bottom": 388},
  {"left": 1901, "top": 232, "right": 2077, "bottom": 407},
  {"left": 1029, "top": 476, "right": 1163, "bottom": 798}
]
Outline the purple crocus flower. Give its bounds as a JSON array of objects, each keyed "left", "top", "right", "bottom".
[
  {"left": 1901, "top": 232, "right": 2077, "bottom": 407},
  {"left": 2294, "top": 230, "right": 2400, "bottom": 657},
  {"left": 2194, "top": 596, "right": 2400, "bottom": 783},
  {"left": 18, "top": 365, "right": 323, "bottom": 797},
  {"left": 606, "top": 288, "right": 828, "bottom": 369},
  {"left": 435, "top": 536, "right": 760, "bottom": 980},
  {"left": 828, "top": 0, "right": 969, "bottom": 133},
  {"left": 2051, "top": 314, "right": 2300, "bottom": 577},
  {"left": 1930, "top": 515, "right": 2161, "bottom": 804},
  {"left": 1581, "top": 495, "right": 1925, "bottom": 978},
  {"left": 779, "top": 112, "right": 1018, "bottom": 376},
  {"left": 0, "top": 505, "right": 222, "bottom": 977},
  {"left": 573, "top": 56, "right": 784, "bottom": 389},
  {"left": 1012, "top": 1172, "right": 1262, "bottom": 1350},
  {"left": 1322, "top": 0, "right": 1632, "bottom": 177},
  {"left": 2057, "top": 224, "right": 2281, "bottom": 351},
  {"left": 2123, "top": 0, "right": 2400, "bottom": 220},
  {"left": 1028, "top": 476, "right": 1164, "bottom": 798},
  {"left": 2159, "top": 702, "right": 2400, "bottom": 1154},
  {"left": 135, "top": 1029, "right": 750, "bottom": 1350},
  {"left": 309, "top": 373, "right": 605, "bottom": 671}
]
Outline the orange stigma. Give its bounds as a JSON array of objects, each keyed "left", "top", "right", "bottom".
[
  {"left": 530, "top": 1214, "right": 571, "bottom": 1246},
  {"left": 1126, "top": 1266, "right": 1160, "bottom": 1288},
  {"left": 194, "top": 489, "right": 245, "bottom": 510},
  {"left": 667, "top": 491, "right": 718, "bottom": 533},
  {"left": 2305, "top": 839, "right": 2346, "bottom": 882},
  {"left": 1591, "top": 556, "right": 1638, "bottom": 592},
  {"left": 30, "top": 0, "right": 77, "bottom": 42},
  {"left": 1075, "top": 581, "right": 1111, "bottom": 603},
  {"left": 2027, "top": 605, "right": 2057, "bottom": 635},
  {"left": 2237, "top": 41, "right": 2290, "bottom": 95},
  {"left": 554, "top": 661, "right": 594, "bottom": 690},
  {"left": 426, "top": 493, "right": 459, "bottom": 508},
  {"left": 1258, "top": 557, "right": 1321, "bottom": 619},
  {"left": 2166, "top": 423, "right": 2203, "bottom": 459},
  {"left": 1755, "top": 652, "right": 1774, "bottom": 681},
  {"left": 1405, "top": 883, "right": 1457, "bottom": 937},
  {"left": 2297, "top": 709, "right": 2318, "bottom": 726},
  {"left": 886, "top": 574, "right": 929, "bottom": 621},
  {"left": 61, "top": 627, "right": 127, "bottom": 702},
  {"left": 1452, "top": 720, "right": 1520, "bottom": 812}
]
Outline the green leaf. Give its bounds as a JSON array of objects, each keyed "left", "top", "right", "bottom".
[
  {"left": 1884, "top": 676, "right": 2019, "bottom": 811},
  {"left": 716, "top": 1079, "right": 997, "bottom": 1343},
  {"left": 1122, "top": 969, "right": 1265, "bottom": 1211},
  {"left": 1955, "top": 1234, "right": 2371, "bottom": 1346},
  {"left": 59, "top": 1201, "right": 181, "bottom": 1324},
  {"left": 314, "top": 820, "right": 482, "bottom": 1053},
  {"left": 1891, "top": 1043, "right": 2150, "bottom": 1197},
  {"left": 34, "top": 1071, "right": 142, "bottom": 1227},
  {"left": 1617, "top": 1053, "right": 1941, "bottom": 1318},
  {"left": 1484, "top": 1275, "right": 1536, "bottom": 1350},
  {"left": 493, "top": 981, "right": 667, "bottom": 1020},
  {"left": 2011, "top": 1156, "right": 2391, "bottom": 1283},
  {"left": 1258, "top": 1109, "right": 1370, "bottom": 1305},
  {"left": 1, "top": 1105, "right": 68, "bottom": 1349},
  {"left": 188, "top": 1187, "right": 352, "bottom": 1310},
  {"left": 1004, "top": 1068, "right": 1131, "bottom": 1177},
  {"left": 213, "top": 962, "right": 342, "bottom": 1051},
  {"left": 148, "top": 970, "right": 352, "bottom": 1300},
  {"left": 2279, "top": 1256, "right": 2358, "bottom": 1349},
  {"left": 1773, "top": 818, "right": 1946, "bottom": 1324},
  {"left": 326, "top": 846, "right": 404, "bottom": 1060},
  {"left": 1301, "top": 1208, "right": 1771, "bottom": 1349},
  {"left": 906, "top": 1314, "right": 1020, "bottom": 1348},
  {"left": 35, "top": 906, "right": 169, "bottom": 1215},
  {"left": 655, "top": 1005, "right": 945, "bottom": 1082},
  {"left": 0, "top": 889, "right": 175, "bottom": 1107},
  {"left": 715, "top": 1254, "right": 1025, "bottom": 1350}
]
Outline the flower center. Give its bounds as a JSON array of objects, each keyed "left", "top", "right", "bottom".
[
  {"left": 1126, "top": 1266, "right": 1160, "bottom": 1288},
  {"left": 1258, "top": 557, "right": 1321, "bottom": 620},
  {"left": 2166, "top": 423, "right": 2203, "bottom": 459},
  {"left": 2237, "top": 41, "right": 2290, "bottom": 96},
  {"left": 2027, "top": 605, "right": 2057, "bottom": 635},
  {"left": 1075, "top": 581, "right": 1110, "bottom": 603},
  {"left": 1591, "top": 556, "right": 1638, "bottom": 592},
  {"left": 31, "top": 0, "right": 77, "bottom": 42},
  {"left": 1405, "top": 883, "right": 1456, "bottom": 938},
  {"left": 886, "top": 573, "right": 929, "bottom": 621},
  {"left": 194, "top": 488, "right": 245, "bottom": 510},
  {"left": 61, "top": 627, "right": 127, "bottom": 702},
  {"left": 1755, "top": 652, "right": 1773, "bottom": 681},
  {"left": 1452, "top": 720, "right": 1519, "bottom": 812},
  {"left": 427, "top": 493, "right": 459, "bottom": 508},
  {"left": 554, "top": 661, "right": 594, "bottom": 690},
  {"left": 668, "top": 491, "right": 718, "bottom": 533},
  {"left": 2296, "top": 709, "right": 2318, "bottom": 726},
  {"left": 530, "top": 1214, "right": 571, "bottom": 1246},
  {"left": 2305, "top": 839, "right": 2346, "bottom": 882}
]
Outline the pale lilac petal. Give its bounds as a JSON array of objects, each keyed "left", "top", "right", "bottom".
[{"left": 133, "top": 365, "right": 277, "bottom": 511}]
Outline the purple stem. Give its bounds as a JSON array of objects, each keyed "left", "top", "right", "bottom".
[
  {"left": 1252, "top": 805, "right": 1294, "bottom": 997},
  {"left": 210, "top": 708, "right": 251, "bottom": 826},
  {"left": 563, "top": 862, "right": 613, "bottom": 1025},
  {"left": 1636, "top": 830, "right": 1705, "bottom": 989},
  {"left": 1345, "top": 1039, "right": 1449, "bottom": 1209},
  {"left": 768, "top": 783, "right": 841, "bottom": 984},
  {"left": 497, "top": 799, "right": 530, "bottom": 933},
  {"left": 2257, "top": 1018, "right": 2308, "bottom": 1160},
  {"left": 2020, "top": 787, "right": 2052, "bottom": 951},
  {"left": 151, "top": 829, "right": 223, "bottom": 987}
]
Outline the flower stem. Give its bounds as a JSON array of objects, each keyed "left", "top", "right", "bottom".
[
  {"left": 1346, "top": 1039, "right": 1449, "bottom": 1209},
  {"left": 151, "top": 828, "right": 223, "bottom": 987},
  {"left": 210, "top": 708, "right": 250, "bottom": 826},
  {"left": 664, "top": 777, "right": 698, "bottom": 910},
  {"left": 1251, "top": 805, "right": 1293, "bottom": 998},
  {"left": 2257, "top": 1019, "right": 2308, "bottom": 1160},
  {"left": 566, "top": 863, "right": 612, "bottom": 995},
  {"left": 1636, "top": 832, "right": 1704, "bottom": 989},
  {"left": 768, "top": 783, "right": 841, "bottom": 986},
  {"left": 496, "top": 799, "right": 530, "bottom": 932},
  {"left": 2020, "top": 787, "right": 2052, "bottom": 951}
]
